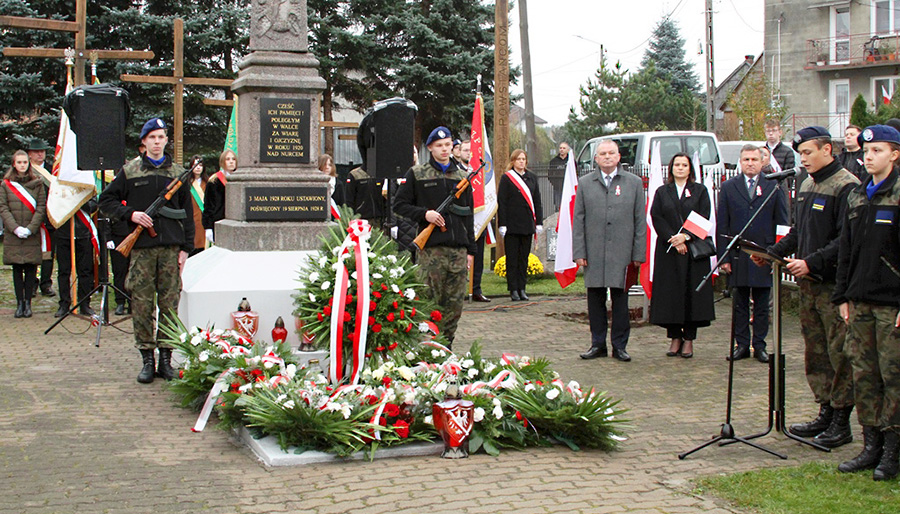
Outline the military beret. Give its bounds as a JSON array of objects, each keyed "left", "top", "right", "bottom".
[
  {"left": 140, "top": 117, "right": 167, "bottom": 140},
  {"left": 452, "top": 138, "right": 461, "bottom": 148},
  {"left": 24, "top": 138, "right": 52, "bottom": 151},
  {"left": 792, "top": 126, "right": 831, "bottom": 151},
  {"left": 426, "top": 126, "right": 452, "bottom": 146},
  {"left": 858, "top": 124, "right": 900, "bottom": 146}
]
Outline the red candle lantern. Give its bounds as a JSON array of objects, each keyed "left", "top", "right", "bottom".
[
  {"left": 432, "top": 384, "right": 474, "bottom": 459},
  {"left": 272, "top": 316, "right": 288, "bottom": 344}
]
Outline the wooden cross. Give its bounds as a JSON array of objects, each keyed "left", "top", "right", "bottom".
[
  {"left": 1, "top": 0, "right": 154, "bottom": 86},
  {"left": 120, "top": 18, "right": 233, "bottom": 163}
]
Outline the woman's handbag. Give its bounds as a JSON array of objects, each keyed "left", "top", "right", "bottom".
[{"left": 687, "top": 237, "right": 716, "bottom": 261}]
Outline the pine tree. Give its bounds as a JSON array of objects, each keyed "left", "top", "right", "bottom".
[
  {"left": 639, "top": 16, "right": 699, "bottom": 95},
  {"left": 564, "top": 52, "right": 626, "bottom": 142}
]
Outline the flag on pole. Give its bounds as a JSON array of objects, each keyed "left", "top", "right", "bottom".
[
  {"left": 469, "top": 93, "right": 497, "bottom": 241},
  {"left": 702, "top": 160, "right": 719, "bottom": 277},
  {"left": 554, "top": 151, "right": 579, "bottom": 287},
  {"left": 883, "top": 84, "right": 892, "bottom": 105},
  {"left": 220, "top": 96, "right": 239, "bottom": 172},
  {"left": 640, "top": 141, "right": 664, "bottom": 298},
  {"left": 683, "top": 211, "right": 713, "bottom": 239}
]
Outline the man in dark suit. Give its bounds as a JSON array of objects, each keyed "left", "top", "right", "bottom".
[{"left": 717, "top": 144, "right": 789, "bottom": 364}]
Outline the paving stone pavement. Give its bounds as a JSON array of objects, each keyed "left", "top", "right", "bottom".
[{"left": 0, "top": 277, "right": 864, "bottom": 514}]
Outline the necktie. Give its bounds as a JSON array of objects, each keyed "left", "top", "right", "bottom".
[
  {"left": 605, "top": 175, "right": 612, "bottom": 189},
  {"left": 748, "top": 178, "right": 755, "bottom": 199}
]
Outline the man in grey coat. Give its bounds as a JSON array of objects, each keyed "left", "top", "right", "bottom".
[{"left": 574, "top": 140, "right": 646, "bottom": 362}]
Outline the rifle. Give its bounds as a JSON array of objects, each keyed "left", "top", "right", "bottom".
[
  {"left": 412, "top": 159, "right": 486, "bottom": 250},
  {"left": 115, "top": 166, "right": 194, "bottom": 257}
]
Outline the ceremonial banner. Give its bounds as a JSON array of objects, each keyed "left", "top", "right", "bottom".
[
  {"left": 469, "top": 93, "right": 496, "bottom": 239},
  {"left": 221, "top": 96, "right": 239, "bottom": 172},
  {"left": 640, "top": 141, "right": 664, "bottom": 298},
  {"left": 554, "top": 152, "right": 579, "bottom": 288},
  {"left": 700, "top": 155, "right": 719, "bottom": 277}
]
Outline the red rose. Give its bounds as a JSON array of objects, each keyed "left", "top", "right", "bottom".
[
  {"left": 178, "top": 369, "right": 184, "bottom": 379},
  {"left": 393, "top": 329, "right": 398, "bottom": 333},
  {"left": 343, "top": 311, "right": 351, "bottom": 322},
  {"left": 405, "top": 323, "right": 413, "bottom": 333},
  {"left": 365, "top": 352, "right": 372, "bottom": 358},
  {"left": 250, "top": 369, "right": 264, "bottom": 377},
  {"left": 230, "top": 382, "right": 241, "bottom": 392},
  {"left": 384, "top": 403, "right": 400, "bottom": 417},
  {"left": 388, "top": 342, "right": 398, "bottom": 350},
  {"left": 399, "top": 309, "right": 405, "bottom": 319},
  {"left": 346, "top": 294, "right": 354, "bottom": 305},
  {"left": 376, "top": 346, "right": 386, "bottom": 352},
  {"left": 386, "top": 312, "right": 395, "bottom": 322},
  {"left": 370, "top": 302, "right": 377, "bottom": 312},
  {"left": 536, "top": 380, "right": 544, "bottom": 386},
  {"left": 373, "top": 324, "right": 382, "bottom": 333},
  {"left": 515, "top": 410, "right": 523, "bottom": 421},
  {"left": 328, "top": 297, "right": 334, "bottom": 306},
  {"left": 382, "top": 376, "right": 392, "bottom": 387},
  {"left": 392, "top": 301, "right": 399, "bottom": 309},
  {"left": 368, "top": 315, "right": 375, "bottom": 326},
  {"left": 365, "top": 395, "right": 379, "bottom": 405},
  {"left": 317, "top": 312, "right": 324, "bottom": 322},
  {"left": 430, "top": 310, "right": 442, "bottom": 322},
  {"left": 373, "top": 291, "right": 382, "bottom": 299},
  {"left": 393, "top": 419, "right": 410, "bottom": 438},
  {"left": 323, "top": 305, "right": 332, "bottom": 316},
  {"left": 381, "top": 283, "right": 388, "bottom": 290},
  {"left": 411, "top": 308, "right": 416, "bottom": 317}
]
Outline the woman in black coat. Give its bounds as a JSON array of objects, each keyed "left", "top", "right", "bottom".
[
  {"left": 498, "top": 149, "right": 543, "bottom": 301},
  {"left": 649, "top": 153, "right": 715, "bottom": 358}
]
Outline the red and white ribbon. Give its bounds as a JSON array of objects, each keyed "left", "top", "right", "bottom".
[
  {"left": 460, "top": 369, "right": 514, "bottom": 395},
  {"left": 192, "top": 368, "right": 237, "bottom": 432},
  {"left": 504, "top": 170, "right": 536, "bottom": 227},
  {"left": 74, "top": 209, "right": 99, "bottom": 255},
  {"left": 328, "top": 219, "right": 372, "bottom": 385},
  {"left": 3, "top": 179, "right": 50, "bottom": 252}
]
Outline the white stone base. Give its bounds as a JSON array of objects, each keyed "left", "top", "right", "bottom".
[
  {"left": 179, "top": 246, "right": 316, "bottom": 347},
  {"left": 238, "top": 425, "right": 443, "bottom": 466}
]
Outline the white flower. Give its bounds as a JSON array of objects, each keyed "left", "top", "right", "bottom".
[
  {"left": 351, "top": 271, "right": 358, "bottom": 280},
  {"left": 275, "top": 394, "right": 287, "bottom": 403},
  {"left": 419, "top": 322, "right": 431, "bottom": 333},
  {"left": 283, "top": 400, "right": 295, "bottom": 410},
  {"left": 318, "top": 256, "right": 328, "bottom": 267},
  {"left": 405, "top": 351, "right": 416, "bottom": 360},
  {"left": 190, "top": 335, "right": 202, "bottom": 346},
  {"left": 198, "top": 350, "right": 210, "bottom": 362},
  {"left": 179, "top": 333, "right": 188, "bottom": 343},
  {"left": 321, "top": 281, "right": 331, "bottom": 290},
  {"left": 467, "top": 368, "right": 479, "bottom": 379},
  {"left": 431, "top": 349, "right": 441, "bottom": 358},
  {"left": 524, "top": 383, "right": 535, "bottom": 392},
  {"left": 424, "top": 415, "right": 433, "bottom": 425},
  {"left": 372, "top": 369, "right": 385, "bottom": 381},
  {"left": 391, "top": 284, "right": 400, "bottom": 293},
  {"left": 372, "top": 272, "right": 383, "bottom": 279},
  {"left": 434, "top": 381, "right": 448, "bottom": 393},
  {"left": 309, "top": 293, "right": 316, "bottom": 302},
  {"left": 492, "top": 404, "right": 504, "bottom": 419},
  {"left": 546, "top": 389, "right": 560, "bottom": 400},
  {"left": 483, "top": 362, "right": 496, "bottom": 374},
  {"left": 567, "top": 380, "right": 581, "bottom": 392},
  {"left": 404, "top": 288, "right": 416, "bottom": 300},
  {"left": 402, "top": 389, "right": 416, "bottom": 404},
  {"left": 285, "top": 364, "right": 297, "bottom": 380},
  {"left": 340, "top": 403, "right": 352, "bottom": 419},
  {"left": 309, "top": 271, "right": 320, "bottom": 282},
  {"left": 362, "top": 368, "right": 372, "bottom": 377},
  {"left": 461, "top": 359, "right": 474, "bottom": 368},
  {"left": 189, "top": 326, "right": 201, "bottom": 335},
  {"left": 398, "top": 366, "right": 415, "bottom": 381},
  {"left": 474, "top": 407, "right": 485, "bottom": 422}
]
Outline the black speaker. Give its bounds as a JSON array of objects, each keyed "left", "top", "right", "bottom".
[
  {"left": 63, "top": 84, "right": 130, "bottom": 170},
  {"left": 363, "top": 98, "right": 417, "bottom": 179}
]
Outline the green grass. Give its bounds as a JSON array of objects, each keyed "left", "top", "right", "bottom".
[
  {"left": 479, "top": 272, "right": 586, "bottom": 297},
  {"left": 696, "top": 462, "right": 900, "bottom": 514}
]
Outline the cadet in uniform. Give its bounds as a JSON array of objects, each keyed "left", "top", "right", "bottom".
[
  {"left": 764, "top": 126, "right": 860, "bottom": 448},
  {"left": 832, "top": 124, "right": 900, "bottom": 480},
  {"left": 99, "top": 118, "right": 194, "bottom": 384},
  {"left": 393, "top": 126, "right": 476, "bottom": 346}
]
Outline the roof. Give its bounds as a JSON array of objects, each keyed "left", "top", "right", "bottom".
[
  {"left": 509, "top": 104, "right": 547, "bottom": 126},
  {"left": 715, "top": 53, "right": 763, "bottom": 112}
]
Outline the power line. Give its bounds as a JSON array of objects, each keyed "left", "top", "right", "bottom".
[{"left": 727, "top": 0, "right": 763, "bottom": 33}]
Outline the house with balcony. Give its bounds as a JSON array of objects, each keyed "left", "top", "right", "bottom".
[{"left": 765, "top": 0, "right": 900, "bottom": 137}]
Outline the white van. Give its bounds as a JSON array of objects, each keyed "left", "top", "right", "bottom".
[{"left": 576, "top": 131, "right": 725, "bottom": 175}]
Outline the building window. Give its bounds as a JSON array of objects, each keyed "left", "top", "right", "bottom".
[
  {"left": 875, "top": 1, "right": 900, "bottom": 35},
  {"left": 834, "top": 7, "right": 850, "bottom": 62},
  {"left": 874, "top": 76, "right": 900, "bottom": 104}
]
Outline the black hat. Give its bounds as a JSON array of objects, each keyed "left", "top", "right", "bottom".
[
  {"left": 858, "top": 124, "right": 900, "bottom": 146},
  {"left": 792, "top": 126, "right": 831, "bottom": 151},
  {"left": 25, "top": 138, "right": 52, "bottom": 151}
]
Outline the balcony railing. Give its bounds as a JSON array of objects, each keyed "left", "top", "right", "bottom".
[{"left": 806, "top": 33, "right": 900, "bottom": 69}]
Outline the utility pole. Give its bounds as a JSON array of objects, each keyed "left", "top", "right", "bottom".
[
  {"left": 705, "top": 0, "right": 716, "bottom": 133},
  {"left": 519, "top": 0, "right": 538, "bottom": 161}
]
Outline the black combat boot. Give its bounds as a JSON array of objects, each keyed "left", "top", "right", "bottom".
[
  {"left": 156, "top": 348, "right": 176, "bottom": 381},
  {"left": 789, "top": 404, "right": 833, "bottom": 437},
  {"left": 813, "top": 406, "right": 854, "bottom": 448},
  {"left": 874, "top": 430, "right": 899, "bottom": 481},
  {"left": 14, "top": 300, "right": 24, "bottom": 318},
  {"left": 839, "top": 426, "right": 883, "bottom": 473},
  {"left": 22, "top": 299, "right": 32, "bottom": 318},
  {"left": 137, "top": 349, "right": 155, "bottom": 384}
]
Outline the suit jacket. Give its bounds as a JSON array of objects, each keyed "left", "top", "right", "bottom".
[
  {"left": 573, "top": 167, "right": 646, "bottom": 289},
  {"left": 716, "top": 172, "right": 789, "bottom": 288},
  {"left": 497, "top": 169, "right": 543, "bottom": 235}
]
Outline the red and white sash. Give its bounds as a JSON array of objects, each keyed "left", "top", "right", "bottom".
[
  {"left": 3, "top": 179, "right": 50, "bottom": 252},
  {"left": 75, "top": 209, "right": 100, "bottom": 255},
  {"left": 329, "top": 219, "right": 372, "bottom": 385},
  {"left": 504, "top": 170, "right": 536, "bottom": 226}
]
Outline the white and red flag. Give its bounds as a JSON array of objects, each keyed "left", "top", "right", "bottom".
[
  {"left": 469, "top": 93, "right": 497, "bottom": 243},
  {"left": 776, "top": 224, "right": 790, "bottom": 243},
  {"left": 640, "top": 141, "right": 665, "bottom": 298},
  {"left": 683, "top": 211, "right": 713, "bottom": 239},
  {"left": 884, "top": 84, "right": 893, "bottom": 105},
  {"left": 702, "top": 162, "right": 719, "bottom": 277},
  {"left": 554, "top": 151, "right": 579, "bottom": 287}
]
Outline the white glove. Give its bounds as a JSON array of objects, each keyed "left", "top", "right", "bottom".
[
  {"left": 205, "top": 229, "right": 214, "bottom": 243},
  {"left": 499, "top": 226, "right": 507, "bottom": 237},
  {"left": 106, "top": 240, "right": 116, "bottom": 250},
  {"left": 535, "top": 225, "right": 544, "bottom": 235},
  {"left": 14, "top": 227, "right": 30, "bottom": 239}
]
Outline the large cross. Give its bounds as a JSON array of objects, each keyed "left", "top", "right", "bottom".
[
  {"left": 120, "top": 18, "right": 233, "bottom": 163},
  {"left": 1, "top": 0, "right": 154, "bottom": 86}
]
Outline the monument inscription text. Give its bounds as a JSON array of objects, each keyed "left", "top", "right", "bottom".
[
  {"left": 259, "top": 98, "right": 310, "bottom": 163},
  {"left": 245, "top": 186, "right": 327, "bottom": 221}
]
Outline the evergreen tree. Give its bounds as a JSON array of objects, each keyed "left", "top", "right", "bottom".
[
  {"left": 563, "top": 52, "right": 626, "bottom": 142},
  {"left": 850, "top": 93, "right": 874, "bottom": 128},
  {"left": 639, "top": 16, "right": 699, "bottom": 95}
]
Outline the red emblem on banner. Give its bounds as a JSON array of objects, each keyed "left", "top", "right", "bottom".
[{"left": 432, "top": 385, "right": 474, "bottom": 459}]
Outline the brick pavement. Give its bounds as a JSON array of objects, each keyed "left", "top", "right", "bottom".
[{"left": 0, "top": 279, "right": 864, "bottom": 514}]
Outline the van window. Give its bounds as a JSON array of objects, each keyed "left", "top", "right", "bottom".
[
  {"left": 612, "top": 138, "right": 639, "bottom": 166},
  {"left": 577, "top": 141, "right": 598, "bottom": 170},
  {"left": 685, "top": 136, "right": 721, "bottom": 165},
  {"left": 651, "top": 137, "right": 683, "bottom": 165}
]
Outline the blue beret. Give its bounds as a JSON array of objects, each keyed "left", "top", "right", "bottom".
[
  {"left": 859, "top": 124, "right": 900, "bottom": 146},
  {"left": 426, "top": 126, "right": 452, "bottom": 146},
  {"left": 140, "top": 117, "right": 167, "bottom": 140},
  {"left": 792, "top": 126, "right": 831, "bottom": 151},
  {"left": 452, "top": 138, "right": 461, "bottom": 147}
]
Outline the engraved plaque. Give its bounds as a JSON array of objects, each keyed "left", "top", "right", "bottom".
[
  {"left": 259, "top": 98, "right": 310, "bottom": 163},
  {"left": 245, "top": 186, "right": 328, "bottom": 221}
]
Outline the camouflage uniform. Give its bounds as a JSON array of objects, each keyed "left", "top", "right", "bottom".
[
  {"left": 844, "top": 303, "right": 900, "bottom": 430},
  {"left": 393, "top": 157, "right": 476, "bottom": 344},
  {"left": 799, "top": 280, "right": 853, "bottom": 408},
  {"left": 126, "top": 245, "right": 182, "bottom": 349}
]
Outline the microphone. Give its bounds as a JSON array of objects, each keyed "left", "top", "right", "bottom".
[{"left": 764, "top": 167, "right": 801, "bottom": 180}]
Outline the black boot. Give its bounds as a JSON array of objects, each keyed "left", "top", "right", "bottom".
[
  {"left": 789, "top": 404, "right": 833, "bottom": 437},
  {"left": 510, "top": 290, "right": 521, "bottom": 301},
  {"left": 14, "top": 300, "right": 24, "bottom": 318},
  {"left": 874, "top": 430, "right": 899, "bottom": 481},
  {"left": 839, "top": 426, "right": 883, "bottom": 473},
  {"left": 22, "top": 299, "right": 32, "bottom": 318},
  {"left": 813, "top": 405, "right": 854, "bottom": 448},
  {"left": 519, "top": 290, "right": 529, "bottom": 301},
  {"left": 137, "top": 349, "right": 155, "bottom": 384},
  {"left": 54, "top": 303, "right": 68, "bottom": 318},
  {"left": 156, "top": 348, "right": 176, "bottom": 381}
]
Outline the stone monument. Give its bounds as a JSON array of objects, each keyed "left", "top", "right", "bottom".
[{"left": 180, "top": 0, "right": 331, "bottom": 350}]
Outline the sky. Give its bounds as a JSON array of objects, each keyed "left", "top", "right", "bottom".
[{"left": 506, "top": 0, "right": 765, "bottom": 126}]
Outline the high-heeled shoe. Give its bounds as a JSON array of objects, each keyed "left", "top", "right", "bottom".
[
  {"left": 666, "top": 338, "right": 683, "bottom": 357},
  {"left": 680, "top": 340, "right": 694, "bottom": 358}
]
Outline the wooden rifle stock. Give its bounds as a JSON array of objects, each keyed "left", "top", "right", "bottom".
[
  {"left": 115, "top": 168, "right": 192, "bottom": 258},
  {"left": 412, "top": 161, "right": 486, "bottom": 250}
]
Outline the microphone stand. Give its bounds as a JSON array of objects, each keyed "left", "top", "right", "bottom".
[{"left": 679, "top": 174, "right": 790, "bottom": 460}]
